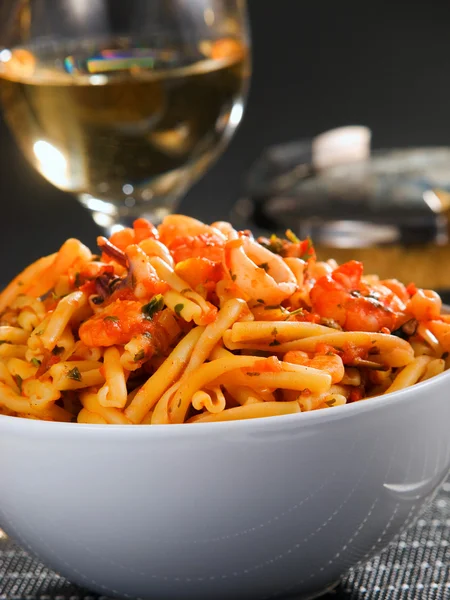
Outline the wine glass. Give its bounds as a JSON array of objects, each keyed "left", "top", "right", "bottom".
[{"left": 0, "top": 0, "right": 250, "bottom": 234}]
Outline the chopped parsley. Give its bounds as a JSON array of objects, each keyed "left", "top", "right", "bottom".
[
  {"left": 325, "top": 399, "right": 336, "bottom": 407},
  {"left": 134, "top": 349, "right": 146, "bottom": 362},
  {"left": 74, "top": 272, "right": 82, "bottom": 288},
  {"left": 142, "top": 294, "right": 164, "bottom": 320},
  {"left": 259, "top": 262, "right": 270, "bottom": 272},
  {"left": 286, "top": 307, "right": 304, "bottom": 320},
  {"left": 285, "top": 229, "right": 300, "bottom": 243},
  {"left": 103, "top": 315, "right": 119, "bottom": 323},
  {"left": 174, "top": 303, "right": 184, "bottom": 317},
  {"left": 67, "top": 367, "right": 82, "bottom": 382},
  {"left": 265, "top": 305, "right": 281, "bottom": 310},
  {"left": 271, "top": 327, "right": 278, "bottom": 337},
  {"left": 31, "top": 358, "right": 41, "bottom": 367},
  {"left": 14, "top": 374, "right": 23, "bottom": 393},
  {"left": 260, "top": 235, "right": 284, "bottom": 255},
  {"left": 245, "top": 372, "right": 260, "bottom": 377},
  {"left": 269, "top": 339, "right": 281, "bottom": 347},
  {"left": 231, "top": 273, "right": 237, "bottom": 282},
  {"left": 256, "top": 299, "right": 265, "bottom": 304}
]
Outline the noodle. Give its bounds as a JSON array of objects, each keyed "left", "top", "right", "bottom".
[{"left": 0, "top": 215, "right": 448, "bottom": 425}]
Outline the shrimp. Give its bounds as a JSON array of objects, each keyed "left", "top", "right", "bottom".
[
  {"left": 310, "top": 261, "right": 406, "bottom": 332},
  {"left": 158, "top": 215, "right": 226, "bottom": 247},
  {"left": 109, "top": 219, "right": 159, "bottom": 251},
  {"left": 284, "top": 350, "right": 345, "bottom": 384},
  {"left": 227, "top": 237, "right": 297, "bottom": 305},
  {"left": 125, "top": 245, "right": 169, "bottom": 300},
  {"left": 168, "top": 233, "right": 226, "bottom": 264},
  {"left": 406, "top": 289, "right": 442, "bottom": 322},
  {"left": 79, "top": 299, "right": 167, "bottom": 350}
]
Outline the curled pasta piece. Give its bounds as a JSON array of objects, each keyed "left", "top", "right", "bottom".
[
  {"left": 0, "top": 253, "right": 56, "bottom": 313},
  {"left": 190, "top": 401, "right": 300, "bottom": 423},
  {"left": 420, "top": 358, "right": 445, "bottom": 382},
  {"left": 0, "top": 381, "right": 71, "bottom": 421},
  {"left": 0, "top": 326, "right": 29, "bottom": 345},
  {"left": 49, "top": 362, "right": 105, "bottom": 391},
  {"left": 170, "top": 355, "right": 332, "bottom": 424},
  {"left": 80, "top": 392, "right": 132, "bottom": 425},
  {"left": 7, "top": 358, "right": 37, "bottom": 381},
  {"left": 0, "top": 344, "right": 27, "bottom": 359},
  {"left": 230, "top": 321, "right": 331, "bottom": 344},
  {"left": 77, "top": 408, "right": 108, "bottom": 425},
  {"left": 27, "top": 239, "right": 91, "bottom": 298},
  {"left": 139, "top": 238, "right": 174, "bottom": 267},
  {"left": 192, "top": 387, "right": 226, "bottom": 414},
  {"left": 125, "top": 327, "right": 204, "bottom": 424},
  {"left": 224, "top": 331, "right": 414, "bottom": 369},
  {"left": 384, "top": 355, "right": 433, "bottom": 394},
  {"left": 98, "top": 347, "right": 128, "bottom": 409},
  {"left": 39, "top": 291, "right": 87, "bottom": 352}
]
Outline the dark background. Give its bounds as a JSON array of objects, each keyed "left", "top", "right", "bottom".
[{"left": 2, "top": 0, "right": 450, "bottom": 282}]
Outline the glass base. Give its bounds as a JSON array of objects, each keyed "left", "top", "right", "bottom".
[{"left": 78, "top": 192, "right": 180, "bottom": 235}]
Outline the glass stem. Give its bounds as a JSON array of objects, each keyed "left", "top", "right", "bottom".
[{"left": 78, "top": 193, "right": 181, "bottom": 236}]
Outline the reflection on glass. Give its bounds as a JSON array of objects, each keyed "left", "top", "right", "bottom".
[{"left": 0, "top": 0, "right": 251, "bottom": 233}]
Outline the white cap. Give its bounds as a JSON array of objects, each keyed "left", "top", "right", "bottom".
[{"left": 312, "top": 126, "right": 372, "bottom": 171}]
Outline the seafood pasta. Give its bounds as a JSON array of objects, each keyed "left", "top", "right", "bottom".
[{"left": 0, "top": 216, "right": 448, "bottom": 425}]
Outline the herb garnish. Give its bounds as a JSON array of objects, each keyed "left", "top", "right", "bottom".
[
  {"left": 104, "top": 315, "right": 119, "bottom": 323},
  {"left": 285, "top": 229, "right": 300, "bottom": 243},
  {"left": 67, "top": 367, "right": 82, "bottom": 382},
  {"left": 134, "top": 350, "right": 146, "bottom": 362},
  {"left": 31, "top": 358, "right": 41, "bottom": 367},
  {"left": 259, "top": 262, "right": 270, "bottom": 272},
  {"left": 174, "top": 304, "right": 184, "bottom": 317},
  {"left": 269, "top": 340, "right": 281, "bottom": 347},
  {"left": 142, "top": 294, "right": 164, "bottom": 320},
  {"left": 14, "top": 374, "right": 23, "bottom": 393}
]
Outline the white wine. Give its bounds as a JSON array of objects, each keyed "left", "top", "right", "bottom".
[{"left": 0, "top": 39, "right": 248, "bottom": 207}]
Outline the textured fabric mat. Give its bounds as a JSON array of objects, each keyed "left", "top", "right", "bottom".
[{"left": 1, "top": 477, "right": 449, "bottom": 600}]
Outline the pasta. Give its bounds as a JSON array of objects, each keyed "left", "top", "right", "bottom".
[{"left": 0, "top": 215, "right": 448, "bottom": 425}]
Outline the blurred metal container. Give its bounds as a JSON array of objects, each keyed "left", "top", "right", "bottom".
[{"left": 232, "top": 127, "right": 450, "bottom": 289}]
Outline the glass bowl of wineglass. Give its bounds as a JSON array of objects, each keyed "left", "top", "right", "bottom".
[{"left": 0, "top": 0, "right": 250, "bottom": 233}]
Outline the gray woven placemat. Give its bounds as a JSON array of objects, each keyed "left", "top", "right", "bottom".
[{"left": 1, "top": 478, "right": 449, "bottom": 600}]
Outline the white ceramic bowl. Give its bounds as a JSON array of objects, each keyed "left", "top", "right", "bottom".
[{"left": 1, "top": 371, "right": 450, "bottom": 600}]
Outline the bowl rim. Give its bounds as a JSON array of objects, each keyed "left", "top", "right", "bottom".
[{"left": 1, "top": 363, "right": 449, "bottom": 438}]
